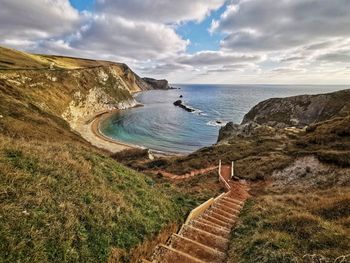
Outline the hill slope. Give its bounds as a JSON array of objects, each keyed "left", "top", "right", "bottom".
[
  {"left": 0, "top": 46, "right": 222, "bottom": 263},
  {"left": 128, "top": 89, "right": 350, "bottom": 262},
  {"left": 242, "top": 89, "right": 350, "bottom": 128},
  {"left": 0, "top": 46, "right": 172, "bottom": 151}
]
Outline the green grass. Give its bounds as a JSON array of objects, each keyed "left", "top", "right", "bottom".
[
  {"left": 1, "top": 46, "right": 350, "bottom": 262},
  {"left": 0, "top": 134, "right": 223, "bottom": 262},
  {"left": 0, "top": 136, "right": 188, "bottom": 262},
  {"left": 140, "top": 125, "right": 293, "bottom": 180},
  {"left": 0, "top": 48, "right": 225, "bottom": 262},
  {"left": 228, "top": 188, "right": 350, "bottom": 263}
]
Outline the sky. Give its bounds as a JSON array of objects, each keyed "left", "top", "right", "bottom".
[{"left": 1, "top": 0, "right": 350, "bottom": 84}]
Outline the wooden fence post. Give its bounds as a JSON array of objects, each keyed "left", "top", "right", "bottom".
[{"left": 231, "top": 161, "right": 235, "bottom": 179}]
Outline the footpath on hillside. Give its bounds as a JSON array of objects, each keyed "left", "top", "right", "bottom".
[{"left": 145, "top": 163, "right": 250, "bottom": 263}]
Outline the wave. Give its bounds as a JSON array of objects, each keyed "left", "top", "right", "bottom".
[
  {"left": 181, "top": 102, "right": 206, "bottom": 116},
  {"left": 206, "top": 120, "right": 228, "bottom": 127}
]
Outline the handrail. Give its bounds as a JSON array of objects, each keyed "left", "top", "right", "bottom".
[
  {"left": 184, "top": 161, "right": 233, "bottom": 225},
  {"left": 184, "top": 197, "right": 214, "bottom": 224},
  {"left": 218, "top": 160, "right": 231, "bottom": 191},
  {"left": 219, "top": 174, "right": 231, "bottom": 190}
]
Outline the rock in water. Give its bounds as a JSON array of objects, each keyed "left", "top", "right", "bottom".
[
  {"left": 174, "top": 100, "right": 182, "bottom": 106},
  {"left": 173, "top": 100, "right": 195, "bottom": 112}
]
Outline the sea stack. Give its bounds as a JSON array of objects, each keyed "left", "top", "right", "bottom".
[{"left": 173, "top": 100, "right": 195, "bottom": 112}]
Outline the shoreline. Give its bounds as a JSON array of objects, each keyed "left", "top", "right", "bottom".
[
  {"left": 73, "top": 108, "right": 140, "bottom": 154},
  {"left": 75, "top": 90, "right": 188, "bottom": 156},
  {"left": 90, "top": 109, "right": 143, "bottom": 150},
  {"left": 77, "top": 108, "right": 184, "bottom": 157}
]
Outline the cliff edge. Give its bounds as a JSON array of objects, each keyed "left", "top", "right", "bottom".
[
  {"left": 0, "top": 46, "right": 170, "bottom": 143},
  {"left": 242, "top": 89, "right": 350, "bottom": 128}
]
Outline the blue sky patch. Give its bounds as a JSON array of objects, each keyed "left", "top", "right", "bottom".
[
  {"left": 176, "top": 5, "right": 226, "bottom": 53},
  {"left": 69, "top": 0, "right": 95, "bottom": 11}
]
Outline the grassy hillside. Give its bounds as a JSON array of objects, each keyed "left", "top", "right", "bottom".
[
  {"left": 0, "top": 136, "right": 179, "bottom": 262},
  {"left": 1, "top": 46, "right": 349, "bottom": 262},
  {"left": 0, "top": 46, "right": 113, "bottom": 70},
  {"left": 0, "top": 133, "right": 221, "bottom": 262},
  {"left": 127, "top": 111, "right": 350, "bottom": 262},
  {"left": 228, "top": 160, "right": 350, "bottom": 262},
  {"left": 0, "top": 47, "right": 223, "bottom": 262}
]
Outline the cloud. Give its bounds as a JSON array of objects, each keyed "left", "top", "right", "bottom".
[
  {"left": 138, "top": 63, "right": 193, "bottom": 76},
  {"left": 70, "top": 15, "right": 189, "bottom": 60},
  {"left": 213, "top": 0, "right": 350, "bottom": 51},
  {"left": 2, "top": 0, "right": 350, "bottom": 84},
  {"left": 270, "top": 67, "right": 306, "bottom": 74},
  {"left": 317, "top": 50, "right": 350, "bottom": 63},
  {"left": 96, "top": 0, "right": 226, "bottom": 23},
  {"left": 206, "top": 63, "right": 258, "bottom": 73},
  {"left": 176, "top": 51, "right": 261, "bottom": 66},
  {"left": 0, "top": 0, "right": 80, "bottom": 48}
]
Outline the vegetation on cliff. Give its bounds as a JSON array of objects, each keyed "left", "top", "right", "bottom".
[
  {"left": 228, "top": 156, "right": 350, "bottom": 263},
  {"left": 124, "top": 91, "right": 350, "bottom": 262},
  {"left": 1, "top": 46, "right": 349, "bottom": 262},
  {"left": 242, "top": 89, "right": 350, "bottom": 128},
  {"left": 0, "top": 47, "right": 222, "bottom": 262}
]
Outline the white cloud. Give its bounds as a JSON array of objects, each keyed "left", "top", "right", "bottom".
[
  {"left": 213, "top": 0, "right": 350, "bottom": 52},
  {"left": 2, "top": 0, "right": 350, "bottom": 84},
  {"left": 70, "top": 15, "right": 189, "bottom": 60},
  {"left": 176, "top": 51, "right": 262, "bottom": 66},
  {"left": 317, "top": 49, "right": 350, "bottom": 63},
  {"left": 0, "top": 0, "right": 80, "bottom": 48},
  {"left": 96, "top": 0, "right": 226, "bottom": 23}
]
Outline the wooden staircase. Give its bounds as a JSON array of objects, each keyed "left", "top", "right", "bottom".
[{"left": 145, "top": 162, "right": 249, "bottom": 263}]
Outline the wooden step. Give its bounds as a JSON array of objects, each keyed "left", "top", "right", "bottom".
[
  {"left": 201, "top": 214, "right": 232, "bottom": 229},
  {"left": 213, "top": 203, "right": 240, "bottom": 215},
  {"left": 154, "top": 244, "right": 206, "bottom": 263},
  {"left": 222, "top": 197, "right": 244, "bottom": 206},
  {"left": 219, "top": 199, "right": 242, "bottom": 210},
  {"left": 179, "top": 225, "right": 229, "bottom": 252},
  {"left": 190, "top": 220, "right": 230, "bottom": 238},
  {"left": 210, "top": 206, "right": 236, "bottom": 219},
  {"left": 170, "top": 234, "right": 226, "bottom": 263},
  {"left": 208, "top": 211, "right": 236, "bottom": 225},
  {"left": 194, "top": 218, "right": 230, "bottom": 232}
]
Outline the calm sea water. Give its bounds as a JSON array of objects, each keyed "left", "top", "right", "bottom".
[{"left": 100, "top": 84, "right": 348, "bottom": 154}]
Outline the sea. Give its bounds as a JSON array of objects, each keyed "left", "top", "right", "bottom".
[{"left": 99, "top": 84, "right": 348, "bottom": 154}]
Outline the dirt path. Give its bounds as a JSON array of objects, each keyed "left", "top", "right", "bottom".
[
  {"left": 156, "top": 166, "right": 218, "bottom": 180},
  {"left": 146, "top": 163, "right": 250, "bottom": 263}
]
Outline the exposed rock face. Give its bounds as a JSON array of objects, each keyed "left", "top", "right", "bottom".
[
  {"left": 0, "top": 46, "right": 171, "bottom": 131},
  {"left": 62, "top": 88, "right": 137, "bottom": 129},
  {"left": 242, "top": 89, "right": 350, "bottom": 128},
  {"left": 218, "top": 89, "right": 350, "bottom": 142},
  {"left": 141, "top": 77, "right": 170, "bottom": 90},
  {"left": 218, "top": 122, "right": 262, "bottom": 141}
]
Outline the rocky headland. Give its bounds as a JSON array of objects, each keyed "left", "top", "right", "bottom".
[
  {"left": 1, "top": 45, "right": 349, "bottom": 262},
  {"left": 142, "top": 77, "right": 170, "bottom": 90},
  {"left": 242, "top": 89, "right": 350, "bottom": 128},
  {"left": 0, "top": 46, "right": 171, "bottom": 152},
  {"left": 218, "top": 89, "right": 350, "bottom": 142}
]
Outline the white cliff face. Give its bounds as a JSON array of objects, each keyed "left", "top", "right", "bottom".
[
  {"left": 62, "top": 87, "right": 137, "bottom": 129},
  {"left": 1, "top": 63, "right": 157, "bottom": 144},
  {"left": 59, "top": 66, "right": 143, "bottom": 130}
]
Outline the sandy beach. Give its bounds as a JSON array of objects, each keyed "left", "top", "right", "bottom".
[{"left": 75, "top": 110, "right": 140, "bottom": 153}]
